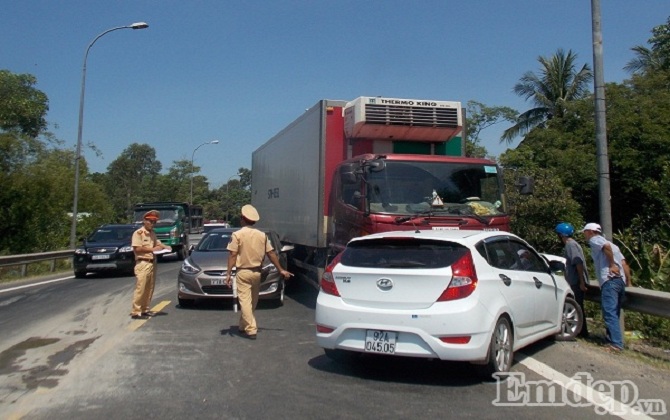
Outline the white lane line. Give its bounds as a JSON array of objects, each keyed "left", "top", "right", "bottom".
[
  {"left": 0, "top": 276, "right": 74, "bottom": 294},
  {"left": 516, "top": 353, "right": 657, "bottom": 419}
]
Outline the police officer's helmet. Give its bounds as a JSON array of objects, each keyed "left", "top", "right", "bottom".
[{"left": 555, "top": 222, "right": 575, "bottom": 237}]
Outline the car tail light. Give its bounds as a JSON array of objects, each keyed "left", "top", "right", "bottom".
[
  {"left": 439, "top": 336, "right": 472, "bottom": 344},
  {"left": 320, "top": 253, "right": 342, "bottom": 297},
  {"left": 316, "top": 324, "right": 334, "bottom": 333},
  {"left": 437, "top": 251, "right": 478, "bottom": 301}
]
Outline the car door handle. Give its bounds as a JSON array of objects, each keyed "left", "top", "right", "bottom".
[
  {"left": 533, "top": 277, "right": 542, "bottom": 289},
  {"left": 499, "top": 274, "right": 511, "bottom": 286}
]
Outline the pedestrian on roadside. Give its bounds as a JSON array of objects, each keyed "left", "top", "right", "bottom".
[
  {"left": 225, "top": 204, "right": 293, "bottom": 339},
  {"left": 130, "top": 210, "right": 171, "bottom": 320},
  {"left": 555, "top": 222, "right": 589, "bottom": 338},
  {"left": 581, "top": 223, "right": 632, "bottom": 352}
]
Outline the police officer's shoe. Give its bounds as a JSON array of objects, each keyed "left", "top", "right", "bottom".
[{"left": 131, "top": 314, "right": 149, "bottom": 320}]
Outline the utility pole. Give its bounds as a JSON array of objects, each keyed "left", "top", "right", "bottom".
[{"left": 591, "top": 0, "right": 613, "bottom": 239}]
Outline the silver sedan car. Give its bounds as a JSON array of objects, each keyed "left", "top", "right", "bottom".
[{"left": 177, "top": 228, "right": 292, "bottom": 308}]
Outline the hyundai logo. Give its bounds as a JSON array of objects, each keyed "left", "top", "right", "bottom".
[{"left": 376, "top": 278, "right": 394, "bottom": 291}]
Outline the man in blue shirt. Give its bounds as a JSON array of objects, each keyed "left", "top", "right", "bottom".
[
  {"left": 581, "top": 223, "right": 632, "bottom": 352},
  {"left": 555, "top": 222, "right": 589, "bottom": 338}
]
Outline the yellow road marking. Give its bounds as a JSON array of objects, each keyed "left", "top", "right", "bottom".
[{"left": 127, "top": 300, "right": 171, "bottom": 331}]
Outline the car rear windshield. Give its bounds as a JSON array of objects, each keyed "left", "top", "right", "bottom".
[{"left": 340, "top": 238, "right": 469, "bottom": 269}]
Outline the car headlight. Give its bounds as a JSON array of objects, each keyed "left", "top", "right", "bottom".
[
  {"left": 75, "top": 248, "right": 87, "bottom": 255},
  {"left": 119, "top": 245, "right": 133, "bottom": 253},
  {"left": 180, "top": 259, "right": 201, "bottom": 274},
  {"left": 263, "top": 263, "right": 277, "bottom": 274}
]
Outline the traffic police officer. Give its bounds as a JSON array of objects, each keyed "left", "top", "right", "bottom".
[
  {"left": 130, "top": 210, "right": 171, "bottom": 319},
  {"left": 225, "top": 204, "right": 293, "bottom": 339}
]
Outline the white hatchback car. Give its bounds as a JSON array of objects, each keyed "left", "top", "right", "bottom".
[{"left": 315, "top": 230, "right": 582, "bottom": 377}]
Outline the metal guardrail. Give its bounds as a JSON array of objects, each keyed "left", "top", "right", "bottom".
[
  {"left": 0, "top": 250, "right": 73, "bottom": 278},
  {"left": 586, "top": 283, "right": 670, "bottom": 319}
]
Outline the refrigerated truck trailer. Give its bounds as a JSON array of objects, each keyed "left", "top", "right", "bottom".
[{"left": 252, "top": 96, "right": 522, "bottom": 287}]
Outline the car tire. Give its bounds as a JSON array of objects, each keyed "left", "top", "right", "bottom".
[
  {"left": 555, "top": 296, "right": 583, "bottom": 341},
  {"left": 477, "top": 316, "right": 513, "bottom": 379},
  {"left": 178, "top": 297, "right": 195, "bottom": 308},
  {"left": 74, "top": 270, "right": 87, "bottom": 279},
  {"left": 324, "top": 348, "right": 361, "bottom": 363}
]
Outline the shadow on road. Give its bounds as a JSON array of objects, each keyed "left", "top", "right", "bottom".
[{"left": 308, "top": 352, "right": 485, "bottom": 387}]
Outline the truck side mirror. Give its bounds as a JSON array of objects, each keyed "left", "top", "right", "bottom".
[
  {"left": 340, "top": 163, "right": 357, "bottom": 184},
  {"left": 368, "top": 159, "right": 386, "bottom": 172},
  {"left": 516, "top": 176, "right": 534, "bottom": 195}
]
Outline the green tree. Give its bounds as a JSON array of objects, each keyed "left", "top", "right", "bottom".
[
  {"left": 625, "top": 16, "right": 670, "bottom": 75},
  {"left": 465, "top": 100, "right": 517, "bottom": 157},
  {"left": 0, "top": 70, "right": 48, "bottom": 137},
  {"left": 213, "top": 167, "right": 251, "bottom": 226},
  {"left": 500, "top": 147, "right": 584, "bottom": 254},
  {"left": 0, "top": 70, "right": 72, "bottom": 253},
  {"left": 501, "top": 49, "right": 593, "bottom": 144},
  {"left": 106, "top": 143, "right": 162, "bottom": 219}
]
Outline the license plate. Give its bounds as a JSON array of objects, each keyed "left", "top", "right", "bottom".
[
  {"left": 364, "top": 330, "right": 397, "bottom": 354},
  {"left": 92, "top": 255, "right": 110, "bottom": 260},
  {"left": 432, "top": 226, "right": 459, "bottom": 230},
  {"left": 210, "top": 279, "right": 225, "bottom": 285}
]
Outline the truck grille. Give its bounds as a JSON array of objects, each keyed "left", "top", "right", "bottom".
[{"left": 365, "top": 104, "right": 459, "bottom": 128}]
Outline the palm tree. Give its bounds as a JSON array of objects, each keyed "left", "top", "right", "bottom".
[
  {"left": 501, "top": 49, "right": 593, "bottom": 144},
  {"left": 624, "top": 16, "right": 670, "bottom": 75}
]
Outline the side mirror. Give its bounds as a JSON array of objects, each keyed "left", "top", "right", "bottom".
[
  {"left": 516, "top": 176, "right": 534, "bottom": 195},
  {"left": 368, "top": 159, "right": 386, "bottom": 172},
  {"left": 548, "top": 260, "right": 565, "bottom": 273},
  {"left": 339, "top": 163, "right": 357, "bottom": 185}
]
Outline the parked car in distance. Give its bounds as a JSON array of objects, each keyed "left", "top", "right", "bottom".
[
  {"left": 315, "top": 230, "right": 583, "bottom": 378},
  {"left": 203, "top": 221, "right": 231, "bottom": 233},
  {"left": 177, "top": 228, "right": 293, "bottom": 308},
  {"left": 73, "top": 224, "right": 138, "bottom": 278}
]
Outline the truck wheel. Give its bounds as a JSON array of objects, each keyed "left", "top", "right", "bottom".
[{"left": 74, "top": 270, "right": 87, "bottom": 279}]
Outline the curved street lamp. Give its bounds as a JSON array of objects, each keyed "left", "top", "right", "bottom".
[
  {"left": 190, "top": 140, "right": 220, "bottom": 204},
  {"left": 69, "top": 22, "right": 149, "bottom": 249}
]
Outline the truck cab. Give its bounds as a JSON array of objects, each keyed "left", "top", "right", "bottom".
[
  {"left": 331, "top": 153, "right": 508, "bottom": 253},
  {"left": 133, "top": 202, "right": 192, "bottom": 260}
]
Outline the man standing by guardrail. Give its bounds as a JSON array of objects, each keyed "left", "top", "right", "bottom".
[{"left": 582, "top": 222, "right": 632, "bottom": 352}]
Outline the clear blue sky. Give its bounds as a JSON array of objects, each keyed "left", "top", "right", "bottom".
[{"left": 2, "top": 1, "right": 667, "bottom": 188}]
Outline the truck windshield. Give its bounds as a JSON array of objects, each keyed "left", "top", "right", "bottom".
[
  {"left": 366, "top": 160, "right": 504, "bottom": 216},
  {"left": 133, "top": 209, "right": 179, "bottom": 223}
]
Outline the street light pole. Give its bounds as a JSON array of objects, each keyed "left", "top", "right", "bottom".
[
  {"left": 69, "top": 22, "right": 149, "bottom": 249},
  {"left": 190, "top": 140, "right": 220, "bottom": 204}
]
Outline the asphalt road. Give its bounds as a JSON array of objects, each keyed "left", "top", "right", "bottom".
[{"left": 0, "top": 257, "right": 668, "bottom": 419}]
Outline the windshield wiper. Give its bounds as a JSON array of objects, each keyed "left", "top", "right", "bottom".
[
  {"left": 387, "top": 261, "right": 427, "bottom": 268},
  {"left": 394, "top": 210, "right": 433, "bottom": 224}
]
